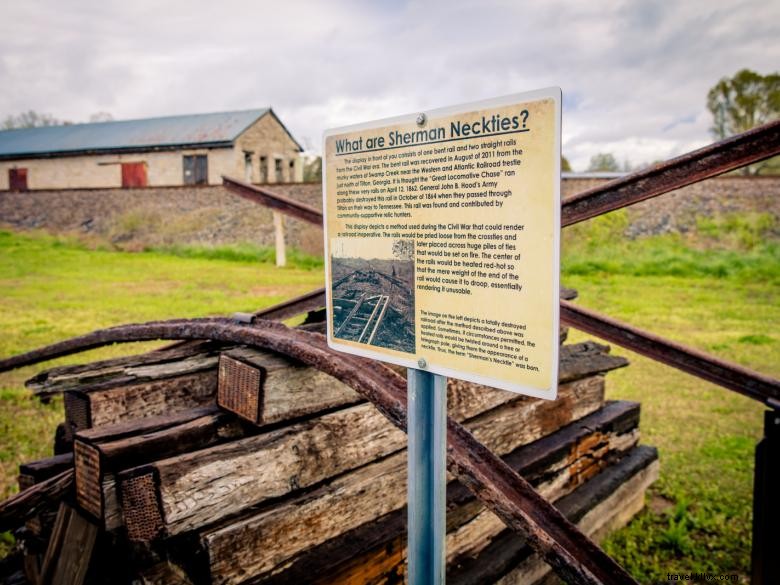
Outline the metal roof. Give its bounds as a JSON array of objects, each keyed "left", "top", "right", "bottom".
[{"left": 0, "top": 108, "right": 274, "bottom": 159}]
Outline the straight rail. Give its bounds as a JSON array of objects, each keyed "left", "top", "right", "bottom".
[
  {"left": 222, "top": 176, "right": 324, "bottom": 225},
  {"left": 560, "top": 300, "right": 780, "bottom": 406},
  {"left": 561, "top": 119, "right": 780, "bottom": 226}
]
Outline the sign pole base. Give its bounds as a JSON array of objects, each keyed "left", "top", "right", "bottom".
[{"left": 407, "top": 368, "right": 447, "bottom": 585}]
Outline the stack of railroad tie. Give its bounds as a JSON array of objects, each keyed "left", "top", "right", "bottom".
[{"left": 10, "top": 295, "right": 658, "bottom": 585}]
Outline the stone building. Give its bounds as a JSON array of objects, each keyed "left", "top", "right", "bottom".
[{"left": 0, "top": 108, "right": 303, "bottom": 190}]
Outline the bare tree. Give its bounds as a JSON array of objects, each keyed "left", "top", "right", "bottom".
[{"left": 1, "top": 110, "right": 69, "bottom": 129}]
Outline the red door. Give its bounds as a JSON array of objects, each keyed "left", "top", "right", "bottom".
[
  {"left": 121, "top": 162, "right": 147, "bottom": 188},
  {"left": 9, "top": 168, "right": 28, "bottom": 191}
]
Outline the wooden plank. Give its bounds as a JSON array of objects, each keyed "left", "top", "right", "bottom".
[
  {"left": 28, "top": 341, "right": 222, "bottom": 438},
  {"left": 18, "top": 453, "right": 74, "bottom": 489},
  {"left": 451, "top": 446, "right": 659, "bottom": 585},
  {"left": 121, "top": 374, "right": 603, "bottom": 542},
  {"left": 279, "top": 401, "right": 640, "bottom": 585},
  {"left": 18, "top": 453, "right": 74, "bottom": 538},
  {"left": 218, "top": 347, "right": 362, "bottom": 425},
  {"left": 443, "top": 425, "right": 639, "bottom": 565},
  {"left": 448, "top": 339, "right": 625, "bottom": 421},
  {"left": 218, "top": 340, "right": 624, "bottom": 428},
  {"left": 73, "top": 406, "right": 246, "bottom": 525},
  {"left": 65, "top": 369, "right": 218, "bottom": 434},
  {"left": 0, "top": 470, "right": 73, "bottom": 533},
  {"left": 185, "top": 393, "right": 620, "bottom": 585},
  {"left": 26, "top": 340, "right": 223, "bottom": 399},
  {"left": 558, "top": 341, "right": 628, "bottom": 383},
  {"left": 38, "top": 503, "right": 98, "bottom": 585},
  {"left": 34, "top": 504, "right": 70, "bottom": 584}
]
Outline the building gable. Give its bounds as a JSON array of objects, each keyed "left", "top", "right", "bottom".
[{"left": 0, "top": 109, "right": 271, "bottom": 160}]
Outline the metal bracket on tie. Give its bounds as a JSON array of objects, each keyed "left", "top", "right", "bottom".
[{"left": 231, "top": 312, "right": 255, "bottom": 325}]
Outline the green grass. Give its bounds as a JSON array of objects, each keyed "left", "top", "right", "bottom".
[
  {"left": 563, "top": 211, "right": 779, "bottom": 581},
  {"left": 148, "top": 242, "right": 324, "bottom": 270},
  {"left": 0, "top": 229, "right": 323, "bottom": 503},
  {"left": 0, "top": 216, "right": 778, "bottom": 580}
]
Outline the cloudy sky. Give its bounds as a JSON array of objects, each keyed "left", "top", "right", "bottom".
[{"left": 1, "top": 0, "right": 777, "bottom": 170}]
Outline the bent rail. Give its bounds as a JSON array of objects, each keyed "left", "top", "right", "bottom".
[{"left": 0, "top": 318, "right": 637, "bottom": 585}]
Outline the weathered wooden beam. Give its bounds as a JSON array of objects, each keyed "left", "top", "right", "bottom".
[
  {"left": 122, "top": 374, "right": 605, "bottom": 543},
  {"left": 261, "top": 400, "right": 640, "bottom": 585},
  {"left": 18, "top": 453, "right": 73, "bottom": 491},
  {"left": 73, "top": 406, "right": 246, "bottom": 524},
  {"left": 26, "top": 340, "right": 223, "bottom": 400},
  {"left": 217, "top": 341, "right": 625, "bottom": 428},
  {"left": 448, "top": 445, "right": 659, "bottom": 584},
  {"left": 18, "top": 453, "right": 74, "bottom": 538},
  {"left": 63, "top": 369, "right": 218, "bottom": 438},
  {"left": 38, "top": 503, "right": 98, "bottom": 585},
  {"left": 0, "top": 470, "right": 73, "bottom": 533},
  {"left": 315, "top": 446, "right": 656, "bottom": 585},
  {"left": 216, "top": 348, "right": 362, "bottom": 425},
  {"left": 0, "top": 319, "right": 637, "bottom": 584}
]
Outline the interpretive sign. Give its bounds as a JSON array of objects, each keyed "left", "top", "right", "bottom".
[{"left": 323, "top": 88, "right": 561, "bottom": 398}]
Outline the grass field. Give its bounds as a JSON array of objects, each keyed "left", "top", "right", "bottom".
[
  {"left": 563, "top": 211, "right": 778, "bottom": 582},
  {"left": 0, "top": 230, "right": 324, "bottom": 504},
  {"left": 0, "top": 216, "right": 778, "bottom": 581}
]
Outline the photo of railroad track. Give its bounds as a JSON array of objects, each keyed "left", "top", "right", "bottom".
[{"left": 330, "top": 237, "right": 415, "bottom": 353}]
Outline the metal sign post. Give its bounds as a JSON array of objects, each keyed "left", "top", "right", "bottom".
[
  {"left": 323, "top": 90, "right": 562, "bottom": 583},
  {"left": 407, "top": 366, "right": 447, "bottom": 585}
]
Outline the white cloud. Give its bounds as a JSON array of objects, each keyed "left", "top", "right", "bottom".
[{"left": 0, "top": 0, "right": 777, "bottom": 169}]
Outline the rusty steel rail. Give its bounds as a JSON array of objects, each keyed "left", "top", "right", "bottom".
[
  {"left": 222, "top": 176, "right": 324, "bottom": 225},
  {"left": 561, "top": 119, "right": 780, "bottom": 226},
  {"left": 0, "top": 318, "right": 637, "bottom": 585},
  {"left": 253, "top": 288, "right": 326, "bottom": 321},
  {"left": 561, "top": 300, "right": 780, "bottom": 406},
  {"left": 250, "top": 287, "right": 780, "bottom": 407}
]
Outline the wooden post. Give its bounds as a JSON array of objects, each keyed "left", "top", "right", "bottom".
[
  {"left": 273, "top": 212, "right": 286, "bottom": 267},
  {"left": 39, "top": 503, "right": 98, "bottom": 585},
  {"left": 751, "top": 409, "right": 780, "bottom": 584}
]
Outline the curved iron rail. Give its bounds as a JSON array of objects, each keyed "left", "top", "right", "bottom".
[{"left": 0, "top": 318, "right": 636, "bottom": 585}]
